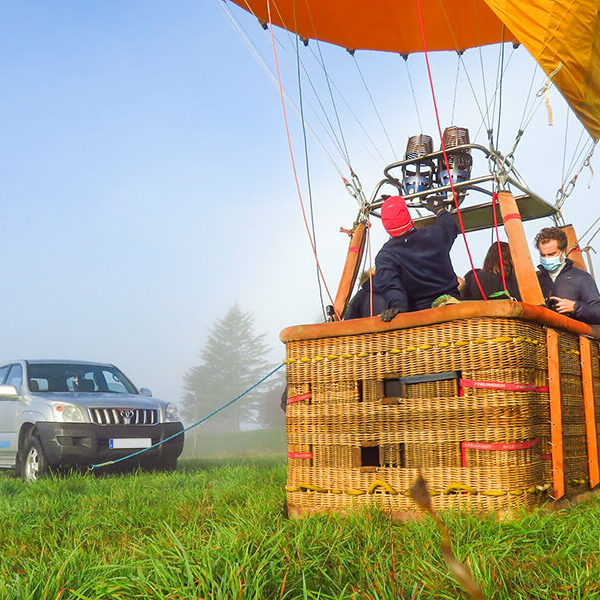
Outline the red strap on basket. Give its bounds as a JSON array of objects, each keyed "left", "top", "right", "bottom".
[
  {"left": 539, "top": 453, "right": 552, "bottom": 461},
  {"left": 461, "top": 437, "right": 540, "bottom": 467},
  {"left": 287, "top": 392, "right": 312, "bottom": 405},
  {"left": 460, "top": 379, "right": 549, "bottom": 393},
  {"left": 288, "top": 452, "right": 313, "bottom": 459}
]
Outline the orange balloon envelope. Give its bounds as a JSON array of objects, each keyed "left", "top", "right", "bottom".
[{"left": 231, "top": 0, "right": 600, "bottom": 141}]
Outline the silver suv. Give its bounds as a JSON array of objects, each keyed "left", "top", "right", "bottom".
[{"left": 0, "top": 360, "right": 184, "bottom": 481}]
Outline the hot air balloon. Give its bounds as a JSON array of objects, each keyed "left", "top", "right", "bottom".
[{"left": 223, "top": 0, "right": 600, "bottom": 517}]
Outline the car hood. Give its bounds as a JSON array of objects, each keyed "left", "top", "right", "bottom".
[{"left": 32, "top": 392, "right": 164, "bottom": 409}]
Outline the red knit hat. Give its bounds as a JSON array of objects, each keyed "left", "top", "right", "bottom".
[{"left": 381, "top": 195, "right": 413, "bottom": 237}]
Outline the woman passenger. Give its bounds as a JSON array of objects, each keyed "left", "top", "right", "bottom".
[{"left": 460, "top": 241, "right": 521, "bottom": 301}]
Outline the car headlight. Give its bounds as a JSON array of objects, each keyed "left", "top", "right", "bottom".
[
  {"left": 165, "top": 403, "right": 180, "bottom": 422},
  {"left": 50, "top": 402, "right": 86, "bottom": 423}
]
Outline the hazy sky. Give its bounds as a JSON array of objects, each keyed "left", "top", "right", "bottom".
[{"left": 0, "top": 1, "right": 598, "bottom": 408}]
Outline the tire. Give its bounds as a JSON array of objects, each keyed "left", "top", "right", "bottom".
[{"left": 21, "top": 437, "right": 49, "bottom": 482}]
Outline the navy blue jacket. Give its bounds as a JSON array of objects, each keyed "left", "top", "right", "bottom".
[
  {"left": 537, "top": 259, "right": 600, "bottom": 324},
  {"left": 374, "top": 210, "right": 459, "bottom": 312},
  {"left": 344, "top": 279, "right": 387, "bottom": 319}
]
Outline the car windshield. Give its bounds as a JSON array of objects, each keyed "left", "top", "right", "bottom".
[{"left": 27, "top": 363, "right": 137, "bottom": 394}]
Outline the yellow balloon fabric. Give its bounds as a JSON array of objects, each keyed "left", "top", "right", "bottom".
[
  {"left": 231, "top": 0, "right": 599, "bottom": 140},
  {"left": 484, "top": 0, "right": 600, "bottom": 141}
]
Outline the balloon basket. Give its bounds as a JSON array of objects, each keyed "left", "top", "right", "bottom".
[{"left": 281, "top": 301, "right": 600, "bottom": 519}]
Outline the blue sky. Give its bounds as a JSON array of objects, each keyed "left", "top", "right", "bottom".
[{"left": 0, "top": 1, "right": 597, "bottom": 407}]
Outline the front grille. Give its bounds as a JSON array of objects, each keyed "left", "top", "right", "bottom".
[{"left": 88, "top": 408, "right": 158, "bottom": 425}]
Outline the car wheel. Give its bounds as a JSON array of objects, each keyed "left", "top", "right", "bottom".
[{"left": 21, "top": 437, "right": 48, "bottom": 482}]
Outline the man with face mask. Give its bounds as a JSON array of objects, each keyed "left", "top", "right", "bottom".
[{"left": 536, "top": 227, "right": 600, "bottom": 324}]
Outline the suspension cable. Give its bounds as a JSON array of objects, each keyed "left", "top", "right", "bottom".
[
  {"left": 478, "top": 46, "right": 492, "bottom": 135},
  {"left": 313, "top": 39, "right": 353, "bottom": 169},
  {"left": 518, "top": 62, "right": 540, "bottom": 132},
  {"left": 560, "top": 103, "right": 569, "bottom": 184},
  {"left": 415, "top": 0, "right": 487, "bottom": 301},
  {"left": 450, "top": 54, "right": 460, "bottom": 125},
  {"left": 265, "top": 0, "right": 340, "bottom": 318},
  {"left": 265, "top": 16, "right": 355, "bottom": 169},
  {"left": 579, "top": 214, "right": 600, "bottom": 246},
  {"left": 294, "top": 22, "right": 326, "bottom": 321},
  {"left": 218, "top": 0, "right": 346, "bottom": 180},
  {"left": 352, "top": 53, "right": 398, "bottom": 161},
  {"left": 402, "top": 56, "right": 424, "bottom": 134},
  {"left": 492, "top": 31, "right": 506, "bottom": 151}
]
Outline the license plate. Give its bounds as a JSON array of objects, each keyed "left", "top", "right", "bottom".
[{"left": 109, "top": 438, "right": 152, "bottom": 449}]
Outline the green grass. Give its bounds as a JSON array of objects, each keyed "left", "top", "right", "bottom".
[{"left": 1, "top": 458, "right": 600, "bottom": 599}]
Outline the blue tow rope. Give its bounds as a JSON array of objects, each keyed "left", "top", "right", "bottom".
[{"left": 90, "top": 363, "right": 285, "bottom": 470}]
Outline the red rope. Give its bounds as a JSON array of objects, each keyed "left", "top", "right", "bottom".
[
  {"left": 492, "top": 192, "right": 508, "bottom": 294},
  {"left": 265, "top": 0, "right": 341, "bottom": 320},
  {"left": 415, "top": 0, "right": 487, "bottom": 301}
]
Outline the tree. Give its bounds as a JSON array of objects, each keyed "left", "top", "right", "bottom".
[{"left": 181, "top": 303, "right": 279, "bottom": 432}]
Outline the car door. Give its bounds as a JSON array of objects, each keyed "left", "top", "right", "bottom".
[{"left": 0, "top": 364, "right": 22, "bottom": 465}]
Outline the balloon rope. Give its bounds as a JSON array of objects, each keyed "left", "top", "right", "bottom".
[
  {"left": 266, "top": 0, "right": 340, "bottom": 319},
  {"left": 414, "top": 0, "right": 487, "bottom": 301}
]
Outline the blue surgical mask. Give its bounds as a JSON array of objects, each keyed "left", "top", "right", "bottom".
[{"left": 540, "top": 254, "right": 564, "bottom": 272}]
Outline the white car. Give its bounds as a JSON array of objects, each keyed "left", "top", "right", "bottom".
[{"left": 0, "top": 360, "right": 184, "bottom": 481}]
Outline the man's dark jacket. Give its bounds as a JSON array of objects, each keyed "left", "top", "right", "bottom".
[
  {"left": 537, "top": 259, "right": 600, "bottom": 324},
  {"left": 344, "top": 279, "right": 387, "bottom": 319},
  {"left": 374, "top": 209, "right": 459, "bottom": 312}
]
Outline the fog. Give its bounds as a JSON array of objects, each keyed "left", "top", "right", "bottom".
[{"left": 0, "top": 2, "right": 597, "bottom": 454}]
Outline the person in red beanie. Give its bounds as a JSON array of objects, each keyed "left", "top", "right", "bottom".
[{"left": 374, "top": 195, "right": 460, "bottom": 321}]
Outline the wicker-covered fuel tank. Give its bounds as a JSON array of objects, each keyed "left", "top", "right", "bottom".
[{"left": 281, "top": 303, "right": 600, "bottom": 517}]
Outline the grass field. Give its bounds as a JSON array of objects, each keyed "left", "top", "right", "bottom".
[{"left": 1, "top": 456, "right": 600, "bottom": 599}]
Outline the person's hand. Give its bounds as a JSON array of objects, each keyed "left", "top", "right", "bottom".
[
  {"left": 549, "top": 296, "right": 576, "bottom": 314},
  {"left": 381, "top": 307, "right": 402, "bottom": 322},
  {"left": 426, "top": 197, "right": 445, "bottom": 215}
]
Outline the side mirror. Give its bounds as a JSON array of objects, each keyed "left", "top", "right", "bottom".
[
  {"left": 139, "top": 387, "right": 152, "bottom": 397},
  {"left": 0, "top": 384, "right": 19, "bottom": 398}
]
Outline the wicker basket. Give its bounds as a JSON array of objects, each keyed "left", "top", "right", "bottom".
[{"left": 283, "top": 315, "right": 600, "bottom": 518}]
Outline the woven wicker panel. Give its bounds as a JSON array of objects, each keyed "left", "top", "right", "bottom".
[
  {"left": 285, "top": 319, "right": 547, "bottom": 385},
  {"left": 363, "top": 379, "right": 383, "bottom": 402},
  {"left": 557, "top": 330, "right": 588, "bottom": 492},
  {"left": 286, "top": 465, "right": 547, "bottom": 512},
  {"left": 405, "top": 442, "right": 461, "bottom": 468},
  {"left": 539, "top": 435, "right": 553, "bottom": 481},
  {"left": 406, "top": 379, "right": 459, "bottom": 398},
  {"left": 287, "top": 396, "right": 548, "bottom": 447},
  {"left": 561, "top": 374, "right": 583, "bottom": 398},
  {"left": 287, "top": 489, "right": 544, "bottom": 513},
  {"left": 462, "top": 368, "right": 548, "bottom": 392},
  {"left": 288, "top": 444, "right": 312, "bottom": 469},
  {"left": 287, "top": 383, "right": 310, "bottom": 400},
  {"left": 313, "top": 445, "right": 354, "bottom": 469},
  {"left": 557, "top": 331, "right": 582, "bottom": 376},
  {"left": 382, "top": 443, "right": 405, "bottom": 468},
  {"left": 463, "top": 444, "right": 542, "bottom": 468},
  {"left": 591, "top": 342, "right": 600, "bottom": 429},
  {"left": 562, "top": 395, "right": 587, "bottom": 423},
  {"left": 284, "top": 318, "right": 558, "bottom": 515},
  {"left": 564, "top": 455, "right": 589, "bottom": 496},
  {"left": 312, "top": 381, "right": 359, "bottom": 405}
]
